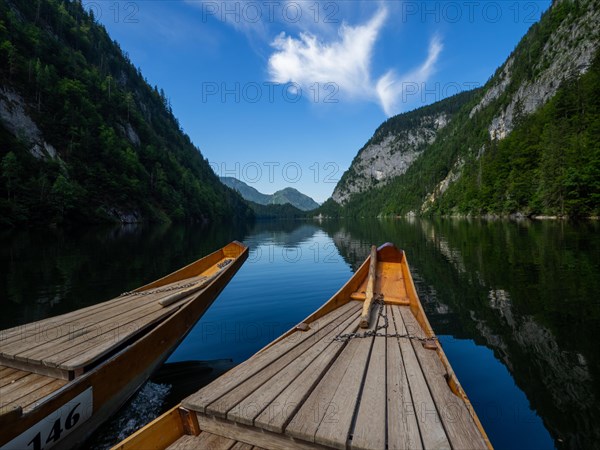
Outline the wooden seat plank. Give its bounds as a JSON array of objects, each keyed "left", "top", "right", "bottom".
[
  {"left": 0, "top": 374, "right": 55, "bottom": 406},
  {"left": 209, "top": 305, "right": 359, "bottom": 420},
  {"left": 377, "top": 262, "right": 407, "bottom": 299},
  {"left": 0, "top": 279, "right": 198, "bottom": 359},
  {"left": 0, "top": 367, "right": 16, "bottom": 377},
  {"left": 0, "top": 368, "right": 29, "bottom": 388},
  {"left": 228, "top": 308, "right": 360, "bottom": 426},
  {"left": 350, "top": 315, "right": 387, "bottom": 450},
  {"left": 230, "top": 443, "right": 253, "bottom": 450},
  {"left": 14, "top": 379, "right": 67, "bottom": 412},
  {"left": 285, "top": 304, "right": 380, "bottom": 446},
  {"left": 398, "top": 307, "right": 488, "bottom": 449},
  {"left": 391, "top": 306, "right": 449, "bottom": 449},
  {"left": 183, "top": 302, "right": 359, "bottom": 414},
  {"left": 15, "top": 291, "right": 181, "bottom": 367},
  {"left": 166, "top": 432, "right": 237, "bottom": 450},
  {"left": 385, "top": 305, "right": 423, "bottom": 450},
  {"left": 284, "top": 330, "right": 360, "bottom": 442},
  {"left": 313, "top": 304, "right": 383, "bottom": 449},
  {"left": 54, "top": 302, "right": 184, "bottom": 370},
  {"left": 254, "top": 312, "right": 361, "bottom": 434},
  {"left": 0, "top": 275, "right": 206, "bottom": 346}
]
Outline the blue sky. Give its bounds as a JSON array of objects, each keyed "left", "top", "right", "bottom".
[{"left": 91, "top": 0, "right": 551, "bottom": 202}]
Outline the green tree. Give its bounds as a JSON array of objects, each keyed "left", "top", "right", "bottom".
[
  {"left": 1, "top": 152, "right": 20, "bottom": 200},
  {"left": 52, "top": 174, "right": 80, "bottom": 218}
]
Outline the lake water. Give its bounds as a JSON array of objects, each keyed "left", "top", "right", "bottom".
[{"left": 1, "top": 219, "right": 599, "bottom": 449}]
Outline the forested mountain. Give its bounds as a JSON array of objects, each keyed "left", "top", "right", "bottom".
[
  {"left": 246, "top": 201, "right": 306, "bottom": 219},
  {"left": 327, "top": 0, "right": 600, "bottom": 218},
  {"left": 332, "top": 90, "right": 478, "bottom": 204},
  {"left": 219, "top": 177, "right": 271, "bottom": 205},
  {"left": 0, "top": 0, "right": 251, "bottom": 226},
  {"left": 220, "top": 177, "right": 319, "bottom": 211}
]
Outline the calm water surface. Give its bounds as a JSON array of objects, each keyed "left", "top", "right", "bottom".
[{"left": 1, "top": 219, "right": 599, "bottom": 449}]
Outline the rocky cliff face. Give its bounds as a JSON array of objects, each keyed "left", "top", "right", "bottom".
[
  {"left": 0, "top": 88, "right": 58, "bottom": 160},
  {"left": 481, "top": 0, "right": 600, "bottom": 141},
  {"left": 329, "top": 0, "right": 600, "bottom": 216},
  {"left": 332, "top": 112, "right": 448, "bottom": 204},
  {"left": 331, "top": 90, "right": 475, "bottom": 205}
]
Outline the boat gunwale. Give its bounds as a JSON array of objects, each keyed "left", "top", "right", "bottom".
[
  {"left": 0, "top": 241, "right": 249, "bottom": 448},
  {"left": 111, "top": 242, "right": 494, "bottom": 450}
]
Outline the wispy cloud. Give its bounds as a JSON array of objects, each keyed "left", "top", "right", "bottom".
[
  {"left": 376, "top": 36, "right": 443, "bottom": 116},
  {"left": 187, "top": 2, "right": 443, "bottom": 116},
  {"left": 267, "top": 8, "right": 442, "bottom": 116},
  {"left": 268, "top": 8, "right": 387, "bottom": 102}
]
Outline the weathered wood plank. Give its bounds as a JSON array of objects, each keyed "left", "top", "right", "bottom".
[
  {"left": 12, "top": 298, "right": 168, "bottom": 364},
  {"left": 0, "top": 355, "right": 70, "bottom": 380},
  {"left": 183, "top": 302, "right": 359, "bottom": 413},
  {"left": 228, "top": 307, "right": 360, "bottom": 426},
  {"left": 350, "top": 313, "right": 387, "bottom": 450},
  {"left": 167, "top": 431, "right": 237, "bottom": 450},
  {"left": 385, "top": 305, "right": 423, "bottom": 450},
  {"left": 14, "top": 379, "right": 67, "bottom": 412},
  {"left": 284, "top": 330, "right": 359, "bottom": 442},
  {"left": 197, "top": 413, "right": 330, "bottom": 450},
  {"left": 399, "top": 306, "right": 488, "bottom": 449},
  {"left": 0, "top": 367, "right": 16, "bottom": 377},
  {"left": 392, "top": 306, "right": 449, "bottom": 449},
  {"left": 0, "top": 284, "right": 185, "bottom": 359},
  {"left": 210, "top": 305, "right": 359, "bottom": 420},
  {"left": 313, "top": 304, "right": 382, "bottom": 449},
  {"left": 0, "top": 275, "right": 204, "bottom": 347},
  {"left": 254, "top": 311, "right": 361, "bottom": 434},
  {"left": 230, "top": 442, "right": 253, "bottom": 450},
  {"left": 0, "top": 368, "right": 28, "bottom": 388},
  {"left": 0, "top": 374, "right": 54, "bottom": 406},
  {"left": 359, "top": 245, "right": 377, "bottom": 328},
  {"left": 56, "top": 303, "right": 183, "bottom": 370}
]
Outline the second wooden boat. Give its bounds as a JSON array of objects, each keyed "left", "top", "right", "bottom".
[
  {"left": 0, "top": 241, "right": 248, "bottom": 450},
  {"left": 113, "top": 243, "right": 492, "bottom": 450}
]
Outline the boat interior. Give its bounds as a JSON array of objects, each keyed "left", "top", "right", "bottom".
[
  {"left": 0, "top": 242, "right": 245, "bottom": 424},
  {"left": 117, "top": 244, "right": 491, "bottom": 450}
]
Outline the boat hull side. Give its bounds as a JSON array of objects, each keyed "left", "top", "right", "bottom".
[{"left": 0, "top": 245, "right": 248, "bottom": 449}]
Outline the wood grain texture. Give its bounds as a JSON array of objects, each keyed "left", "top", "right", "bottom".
[
  {"left": 399, "top": 307, "right": 488, "bottom": 449},
  {"left": 197, "top": 413, "right": 329, "bottom": 450},
  {"left": 211, "top": 306, "right": 359, "bottom": 420},
  {"left": 391, "top": 306, "right": 450, "bottom": 450},
  {"left": 228, "top": 307, "right": 360, "bottom": 426},
  {"left": 386, "top": 305, "right": 423, "bottom": 450},
  {"left": 312, "top": 304, "right": 382, "bottom": 449},
  {"left": 166, "top": 432, "right": 237, "bottom": 450},
  {"left": 0, "top": 243, "right": 249, "bottom": 448},
  {"left": 253, "top": 312, "right": 361, "bottom": 434},
  {"left": 0, "top": 367, "right": 29, "bottom": 387},
  {"left": 230, "top": 442, "right": 253, "bottom": 450},
  {"left": 359, "top": 245, "right": 378, "bottom": 328},
  {"left": 0, "top": 373, "right": 55, "bottom": 406},
  {"left": 183, "top": 302, "right": 358, "bottom": 413},
  {"left": 350, "top": 314, "right": 387, "bottom": 450}
]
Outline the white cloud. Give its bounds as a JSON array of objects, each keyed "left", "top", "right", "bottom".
[
  {"left": 188, "top": 1, "right": 442, "bottom": 116},
  {"left": 268, "top": 8, "right": 387, "bottom": 102},
  {"left": 376, "top": 36, "right": 443, "bottom": 116},
  {"left": 267, "top": 8, "right": 443, "bottom": 116}
]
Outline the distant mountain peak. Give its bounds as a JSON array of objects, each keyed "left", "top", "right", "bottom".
[{"left": 220, "top": 177, "right": 319, "bottom": 211}]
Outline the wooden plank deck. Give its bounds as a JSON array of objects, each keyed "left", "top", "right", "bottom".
[
  {"left": 165, "top": 431, "right": 269, "bottom": 450},
  {"left": 183, "top": 301, "right": 488, "bottom": 450},
  {"left": 0, "top": 258, "right": 230, "bottom": 374},
  {"left": 0, "top": 365, "right": 67, "bottom": 414}
]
